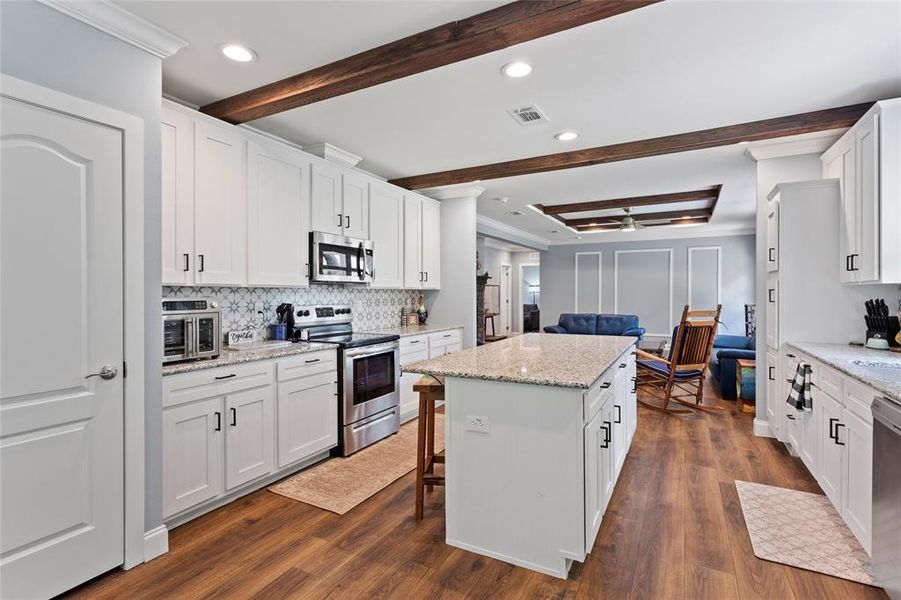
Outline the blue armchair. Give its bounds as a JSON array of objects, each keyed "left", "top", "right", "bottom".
[
  {"left": 544, "top": 313, "right": 645, "bottom": 340},
  {"left": 708, "top": 335, "right": 756, "bottom": 400}
]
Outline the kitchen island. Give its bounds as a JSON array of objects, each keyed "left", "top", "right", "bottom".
[{"left": 403, "top": 333, "right": 637, "bottom": 578}]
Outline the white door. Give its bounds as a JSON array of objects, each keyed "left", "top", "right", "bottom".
[
  {"left": 161, "top": 107, "right": 194, "bottom": 286},
  {"left": 369, "top": 181, "right": 404, "bottom": 288},
  {"left": 225, "top": 386, "right": 275, "bottom": 490},
  {"left": 1, "top": 95, "right": 125, "bottom": 598},
  {"left": 765, "top": 350, "right": 781, "bottom": 439},
  {"left": 194, "top": 121, "right": 246, "bottom": 285},
  {"left": 246, "top": 141, "right": 309, "bottom": 286},
  {"left": 842, "top": 408, "right": 872, "bottom": 553},
  {"left": 310, "top": 162, "right": 342, "bottom": 235},
  {"left": 421, "top": 198, "right": 441, "bottom": 289},
  {"left": 403, "top": 195, "right": 422, "bottom": 288},
  {"left": 276, "top": 373, "right": 338, "bottom": 468},
  {"left": 583, "top": 410, "right": 604, "bottom": 552},
  {"left": 765, "top": 275, "right": 778, "bottom": 350},
  {"left": 854, "top": 113, "right": 879, "bottom": 283},
  {"left": 341, "top": 171, "right": 369, "bottom": 239},
  {"left": 500, "top": 264, "right": 511, "bottom": 334},
  {"left": 818, "top": 393, "right": 844, "bottom": 509},
  {"left": 838, "top": 142, "right": 858, "bottom": 283},
  {"left": 162, "top": 398, "right": 224, "bottom": 518},
  {"left": 765, "top": 199, "right": 779, "bottom": 272}
]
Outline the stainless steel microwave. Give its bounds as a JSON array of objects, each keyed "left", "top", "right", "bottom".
[
  {"left": 310, "top": 231, "right": 374, "bottom": 284},
  {"left": 162, "top": 298, "right": 221, "bottom": 363}
]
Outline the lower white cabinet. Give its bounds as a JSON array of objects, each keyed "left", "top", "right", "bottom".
[
  {"left": 841, "top": 381, "right": 874, "bottom": 553},
  {"left": 163, "top": 351, "right": 338, "bottom": 522},
  {"left": 611, "top": 362, "right": 629, "bottom": 477},
  {"left": 583, "top": 378, "right": 619, "bottom": 553},
  {"left": 276, "top": 372, "right": 338, "bottom": 468},
  {"left": 428, "top": 329, "right": 462, "bottom": 357},
  {"left": 225, "top": 386, "right": 275, "bottom": 490},
  {"left": 398, "top": 329, "right": 463, "bottom": 421},
  {"left": 816, "top": 387, "right": 845, "bottom": 508}
]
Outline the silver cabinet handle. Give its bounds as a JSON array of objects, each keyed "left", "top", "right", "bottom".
[{"left": 85, "top": 365, "right": 118, "bottom": 380}]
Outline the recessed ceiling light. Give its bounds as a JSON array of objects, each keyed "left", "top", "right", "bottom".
[
  {"left": 548, "top": 229, "right": 559, "bottom": 234},
  {"left": 573, "top": 235, "right": 582, "bottom": 240},
  {"left": 496, "top": 197, "right": 510, "bottom": 203},
  {"left": 221, "top": 44, "right": 257, "bottom": 63},
  {"left": 555, "top": 131, "right": 578, "bottom": 142},
  {"left": 501, "top": 61, "right": 532, "bottom": 78}
]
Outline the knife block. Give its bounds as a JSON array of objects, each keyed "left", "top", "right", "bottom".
[{"left": 866, "top": 315, "right": 900, "bottom": 347}]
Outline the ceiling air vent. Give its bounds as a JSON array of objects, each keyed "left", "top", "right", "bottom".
[{"left": 507, "top": 104, "right": 549, "bottom": 127}]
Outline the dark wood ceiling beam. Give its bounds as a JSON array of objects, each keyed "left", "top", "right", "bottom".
[
  {"left": 200, "top": 0, "right": 662, "bottom": 123},
  {"left": 539, "top": 186, "right": 719, "bottom": 215},
  {"left": 576, "top": 216, "right": 710, "bottom": 232},
  {"left": 389, "top": 104, "right": 873, "bottom": 189},
  {"left": 565, "top": 207, "right": 711, "bottom": 227}
]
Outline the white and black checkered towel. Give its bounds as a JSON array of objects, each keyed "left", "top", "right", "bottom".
[{"left": 786, "top": 362, "right": 812, "bottom": 411}]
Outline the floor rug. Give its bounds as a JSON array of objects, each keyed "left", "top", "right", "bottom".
[
  {"left": 270, "top": 414, "right": 444, "bottom": 515},
  {"left": 734, "top": 480, "right": 878, "bottom": 586}
]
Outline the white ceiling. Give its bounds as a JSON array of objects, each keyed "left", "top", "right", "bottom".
[{"left": 121, "top": 0, "right": 901, "bottom": 244}]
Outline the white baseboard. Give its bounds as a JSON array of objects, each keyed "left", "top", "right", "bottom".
[
  {"left": 143, "top": 525, "right": 169, "bottom": 562},
  {"left": 753, "top": 418, "right": 774, "bottom": 438}
]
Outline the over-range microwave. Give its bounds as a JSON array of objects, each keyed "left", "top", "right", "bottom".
[
  {"left": 162, "top": 298, "right": 221, "bottom": 363},
  {"left": 310, "top": 231, "right": 374, "bottom": 284}
]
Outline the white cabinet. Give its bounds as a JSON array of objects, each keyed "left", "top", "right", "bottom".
[
  {"left": 583, "top": 404, "right": 606, "bottom": 552},
  {"left": 162, "top": 397, "right": 223, "bottom": 518},
  {"left": 765, "top": 199, "right": 779, "bottom": 272},
  {"left": 599, "top": 400, "right": 616, "bottom": 509},
  {"left": 193, "top": 121, "right": 246, "bottom": 285},
  {"left": 429, "top": 329, "right": 462, "bottom": 357},
  {"left": 765, "top": 274, "right": 778, "bottom": 350},
  {"left": 403, "top": 194, "right": 441, "bottom": 289},
  {"left": 225, "top": 386, "right": 275, "bottom": 490},
  {"left": 817, "top": 389, "right": 844, "bottom": 509},
  {"left": 821, "top": 99, "right": 901, "bottom": 284},
  {"left": 765, "top": 349, "right": 781, "bottom": 439},
  {"left": 310, "top": 162, "right": 370, "bottom": 239},
  {"left": 369, "top": 181, "right": 405, "bottom": 288},
  {"left": 399, "top": 339, "right": 430, "bottom": 421},
  {"left": 841, "top": 380, "right": 873, "bottom": 554},
  {"left": 246, "top": 141, "right": 310, "bottom": 286},
  {"left": 161, "top": 107, "right": 194, "bottom": 286},
  {"left": 276, "top": 372, "right": 338, "bottom": 468},
  {"left": 627, "top": 354, "right": 637, "bottom": 442},
  {"left": 611, "top": 363, "right": 629, "bottom": 477}
]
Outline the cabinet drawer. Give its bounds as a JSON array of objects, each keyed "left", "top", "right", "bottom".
[
  {"left": 842, "top": 378, "right": 875, "bottom": 424},
  {"left": 429, "top": 329, "right": 461, "bottom": 349},
  {"left": 400, "top": 347, "right": 430, "bottom": 366},
  {"left": 277, "top": 350, "right": 337, "bottom": 382},
  {"left": 164, "top": 361, "right": 274, "bottom": 408},
  {"left": 585, "top": 370, "right": 615, "bottom": 422},
  {"left": 400, "top": 335, "right": 429, "bottom": 354},
  {"left": 812, "top": 361, "right": 843, "bottom": 401}
]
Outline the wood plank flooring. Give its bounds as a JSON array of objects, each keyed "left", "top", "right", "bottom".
[{"left": 67, "top": 381, "right": 887, "bottom": 599}]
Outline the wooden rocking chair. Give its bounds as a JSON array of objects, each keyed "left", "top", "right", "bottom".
[{"left": 635, "top": 304, "right": 722, "bottom": 413}]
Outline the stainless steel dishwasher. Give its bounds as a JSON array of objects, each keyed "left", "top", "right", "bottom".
[{"left": 872, "top": 395, "right": 901, "bottom": 599}]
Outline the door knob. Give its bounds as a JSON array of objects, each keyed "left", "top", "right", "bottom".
[{"left": 85, "top": 365, "right": 118, "bottom": 380}]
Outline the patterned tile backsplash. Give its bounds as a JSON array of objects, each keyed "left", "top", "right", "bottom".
[{"left": 163, "top": 286, "right": 432, "bottom": 339}]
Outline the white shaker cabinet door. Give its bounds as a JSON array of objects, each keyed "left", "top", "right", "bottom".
[
  {"left": 311, "top": 161, "right": 343, "bottom": 235},
  {"left": 163, "top": 398, "right": 224, "bottom": 518},
  {"left": 225, "top": 386, "right": 275, "bottom": 490},
  {"left": 342, "top": 171, "right": 369, "bottom": 240},
  {"left": 765, "top": 198, "right": 779, "bottom": 272},
  {"left": 854, "top": 112, "right": 879, "bottom": 283},
  {"left": 421, "top": 198, "right": 441, "bottom": 289},
  {"left": 817, "top": 392, "right": 844, "bottom": 510},
  {"left": 583, "top": 409, "right": 604, "bottom": 553},
  {"left": 403, "top": 195, "right": 423, "bottom": 288},
  {"left": 369, "top": 181, "right": 404, "bottom": 288},
  {"left": 246, "top": 141, "right": 309, "bottom": 286},
  {"left": 276, "top": 373, "right": 338, "bottom": 468},
  {"left": 161, "top": 107, "right": 194, "bottom": 285},
  {"left": 194, "top": 121, "right": 246, "bottom": 285}
]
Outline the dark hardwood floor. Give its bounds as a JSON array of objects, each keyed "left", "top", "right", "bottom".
[{"left": 67, "top": 380, "right": 887, "bottom": 599}]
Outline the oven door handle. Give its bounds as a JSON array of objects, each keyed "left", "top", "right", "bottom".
[
  {"left": 344, "top": 342, "right": 399, "bottom": 358},
  {"left": 185, "top": 318, "right": 195, "bottom": 358}
]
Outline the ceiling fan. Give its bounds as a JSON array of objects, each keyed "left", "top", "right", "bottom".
[{"left": 614, "top": 207, "right": 644, "bottom": 232}]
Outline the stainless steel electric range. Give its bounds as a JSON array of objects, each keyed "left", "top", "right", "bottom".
[{"left": 292, "top": 305, "right": 400, "bottom": 456}]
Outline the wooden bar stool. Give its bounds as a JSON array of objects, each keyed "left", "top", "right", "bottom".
[{"left": 413, "top": 375, "right": 445, "bottom": 520}]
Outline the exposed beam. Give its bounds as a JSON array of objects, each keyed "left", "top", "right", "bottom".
[
  {"left": 566, "top": 207, "right": 711, "bottom": 227},
  {"left": 389, "top": 103, "right": 873, "bottom": 189},
  {"left": 576, "top": 216, "right": 710, "bottom": 232},
  {"left": 201, "top": 0, "right": 662, "bottom": 123},
  {"left": 537, "top": 186, "right": 720, "bottom": 215}
]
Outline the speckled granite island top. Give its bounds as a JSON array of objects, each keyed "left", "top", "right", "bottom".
[
  {"left": 162, "top": 342, "right": 335, "bottom": 376},
  {"left": 786, "top": 342, "right": 901, "bottom": 403},
  {"left": 364, "top": 324, "right": 462, "bottom": 337},
  {"left": 402, "top": 333, "right": 635, "bottom": 389}
]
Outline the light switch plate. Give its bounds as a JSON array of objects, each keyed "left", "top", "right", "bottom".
[{"left": 466, "top": 415, "right": 490, "bottom": 434}]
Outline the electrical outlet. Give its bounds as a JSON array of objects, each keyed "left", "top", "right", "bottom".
[
  {"left": 466, "top": 415, "right": 490, "bottom": 434},
  {"left": 254, "top": 301, "right": 264, "bottom": 315}
]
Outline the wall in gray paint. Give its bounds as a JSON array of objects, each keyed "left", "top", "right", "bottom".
[
  {"left": 1, "top": 0, "right": 164, "bottom": 531},
  {"left": 511, "top": 251, "right": 540, "bottom": 332},
  {"left": 541, "top": 234, "right": 756, "bottom": 342}
]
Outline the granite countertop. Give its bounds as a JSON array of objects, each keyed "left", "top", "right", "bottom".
[
  {"left": 402, "top": 333, "right": 635, "bottom": 389},
  {"left": 162, "top": 341, "right": 335, "bottom": 376},
  {"left": 785, "top": 342, "right": 901, "bottom": 403},
  {"left": 364, "top": 324, "right": 462, "bottom": 337}
]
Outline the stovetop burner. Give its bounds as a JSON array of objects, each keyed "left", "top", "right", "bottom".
[{"left": 289, "top": 304, "right": 399, "bottom": 349}]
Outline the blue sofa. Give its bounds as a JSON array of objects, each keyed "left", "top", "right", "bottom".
[
  {"left": 709, "top": 335, "right": 756, "bottom": 400},
  {"left": 544, "top": 313, "right": 645, "bottom": 340}
]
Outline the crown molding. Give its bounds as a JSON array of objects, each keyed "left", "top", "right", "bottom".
[
  {"left": 303, "top": 142, "right": 363, "bottom": 168},
  {"left": 418, "top": 183, "right": 486, "bottom": 201},
  {"left": 38, "top": 0, "right": 188, "bottom": 59},
  {"left": 476, "top": 214, "right": 551, "bottom": 250},
  {"left": 743, "top": 128, "right": 845, "bottom": 162},
  {"left": 551, "top": 223, "right": 755, "bottom": 245}
]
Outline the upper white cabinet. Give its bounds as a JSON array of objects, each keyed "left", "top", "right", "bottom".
[
  {"left": 369, "top": 181, "right": 404, "bottom": 288},
  {"left": 404, "top": 193, "right": 441, "bottom": 289},
  {"left": 194, "top": 121, "right": 247, "bottom": 286},
  {"left": 246, "top": 140, "right": 310, "bottom": 286},
  {"left": 161, "top": 108, "right": 195, "bottom": 286},
  {"left": 310, "top": 162, "right": 370, "bottom": 239},
  {"left": 821, "top": 99, "right": 901, "bottom": 284},
  {"left": 765, "top": 199, "right": 779, "bottom": 272}
]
